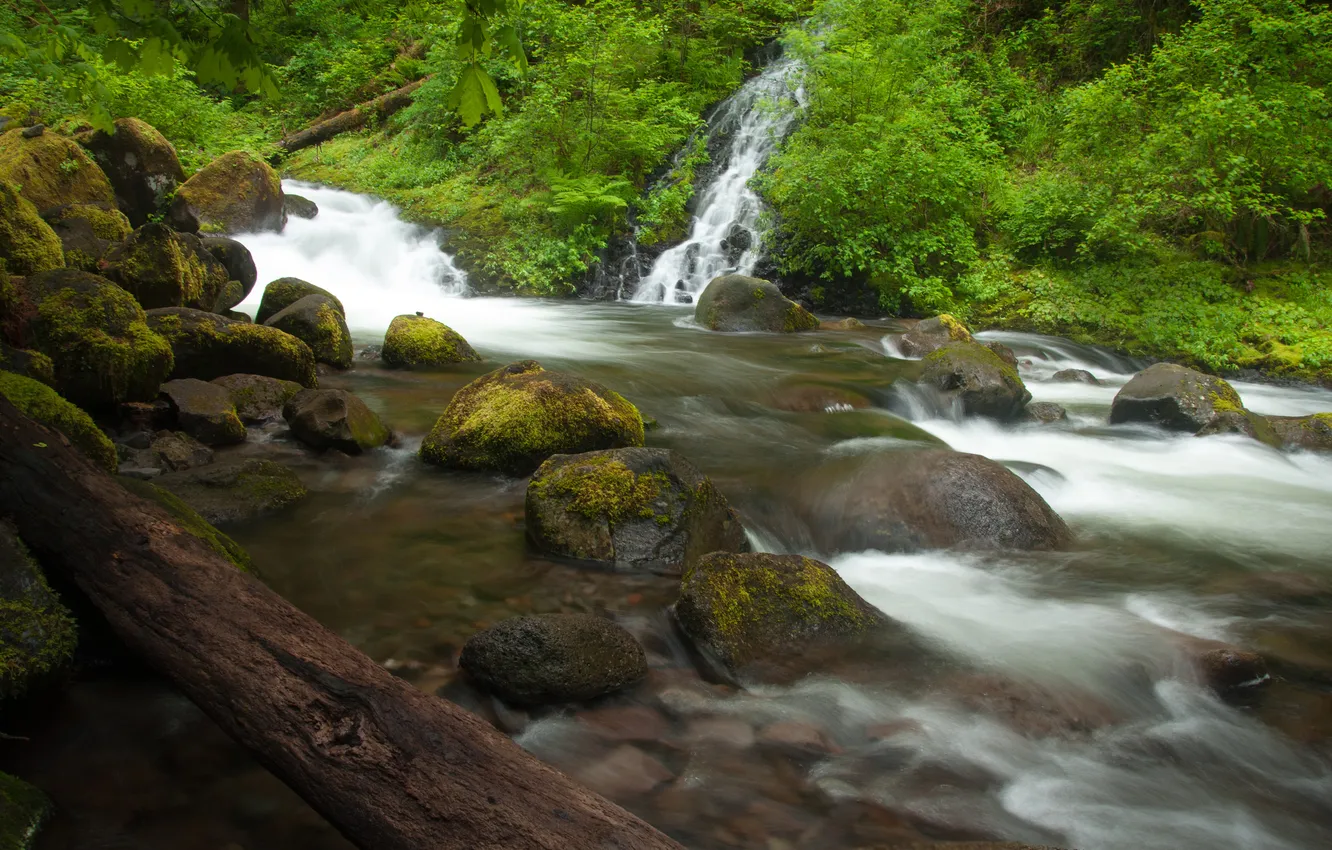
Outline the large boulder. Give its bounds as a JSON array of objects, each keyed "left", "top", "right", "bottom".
[
  {"left": 118, "top": 478, "right": 253, "bottom": 572},
  {"left": 0, "top": 770, "right": 53, "bottom": 849},
  {"left": 154, "top": 458, "right": 308, "bottom": 525},
  {"left": 160, "top": 378, "right": 245, "bottom": 446},
  {"left": 146, "top": 307, "right": 317, "bottom": 388},
  {"left": 41, "top": 203, "right": 132, "bottom": 272},
  {"left": 1109, "top": 363, "right": 1244, "bottom": 433},
  {"left": 80, "top": 117, "right": 185, "bottom": 226},
  {"left": 798, "top": 450, "right": 1071, "bottom": 554},
  {"left": 526, "top": 448, "right": 749, "bottom": 575},
  {"left": 459, "top": 613, "right": 648, "bottom": 706},
  {"left": 264, "top": 294, "right": 353, "bottom": 369},
  {"left": 916, "top": 341, "right": 1031, "bottom": 420},
  {"left": 695, "top": 274, "right": 819, "bottom": 333},
  {"left": 0, "top": 371, "right": 117, "bottom": 472},
  {"left": 103, "top": 223, "right": 229, "bottom": 310},
  {"left": 201, "top": 237, "right": 257, "bottom": 300},
  {"left": 211, "top": 373, "right": 301, "bottom": 422},
  {"left": 283, "top": 388, "right": 388, "bottom": 454},
  {"left": 168, "top": 150, "right": 285, "bottom": 235},
  {"left": 673, "top": 552, "right": 888, "bottom": 679},
  {"left": 23, "top": 269, "right": 174, "bottom": 409},
  {"left": 381, "top": 314, "right": 479, "bottom": 368},
  {"left": 0, "top": 182, "right": 63, "bottom": 275},
  {"left": 254, "top": 277, "right": 343, "bottom": 325},
  {"left": 0, "top": 127, "right": 115, "bottom": 212},
  {"left": 1269, "top": 413, "right": 1332, "bottom": 452},
  {"left": 0, "top": 521, "right": 77, "bottom": 702},
  {"left": 420, "top": 360, "right": 644, "bottom": 475},
  {"left": 897, "top": 314, "right": 973, "bottom": 358}
]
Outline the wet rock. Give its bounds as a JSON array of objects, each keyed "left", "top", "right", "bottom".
[
  {"left": 41, "top": 202, "right": 131, "bottom": 272},
  {"left": 283, "top": 193, "right": 319, "bottom": 220},
  {"left": 146, "top": 307, "right": 317, "bottom": 387},
  {"left": 159, "top": 378, "right": 245, "bottom": 446},
  {"left": 897, "top": 314, "right": 973, "bottom": 358},
  {"left": 264, "top": 294, "right": 353, "bottom": 369},
  {"left": 0, "top": 521, "right": 77, "bottom": 701},
  {"left": 674, "top": 552, "right": 889, "bottom": 679},
  {"left": 420, "top": 360, "right": 644, "bottom": 476},
  {"left": 575, "top": 744, "right": 673, "bottom": 798},
  {"left": 916, "top": 341, "right": 1031, "bottom": 420},
  {"left": 80, "top": 117, "right": 185, "bottom": 226},
  {"left": 985, "top": 341, "right": 1019, "bottom": 368},
  {"left": 153, "top": 458, "right": 308, "bottom": 525},
  {"left": 167, "top": 150, "right": 285, "bottom": 235},
  {"left": 946, "top": 673, "right": 1122, "bottom": 737},
  {"left": 889, "top": 844, "right": 1068, "bottom": 850},
  {"left": 1207, "top": 570, "right": 1332, "bottom": 605},
  {"left": 210, "top": 373, "right": 302, "bottom": 423},
  {"left": 1268, "top": 413, "right": 1332, "bottom": 452},
  {"left": 459, "top": 613, "right": 648, "bottom": 705},
  {"left": 381, "top": 313, "right": 479, "bottom": 368},
  {"left": 799, "top": 450, "right": 1071, "bottom": 554},
  {"left": 694, "top": 274, "right": 819, "bottom": 333},
  {"left": 254, "top": 277, "right": 343, "bottom": 325},
  {"left": 821, "top": 317, "right": 867, "bottom": 331},
  {"left": 768, "top": 381, "right": 872, "bottom": 412},
  {"left": 118, "top": 478, "right": 253, "bottom": 572},
  {"left": 526, "top": 447, "right": 748, "bottom": 575},
  {"left": 0, "top": 126, "right": 115, "bottom": 212},
  {"left": 577, "top": 705, "right": 671, "bottom": 742},
  {"left": 0, "top": 343, "right": 54, "bottom": 385},
  {"left": 103, "top": 223, "right": 230, "bottom": 310},
  {"left": 1195, "top": 646, "right": 1270, "bottom": 697},
  {"left": 282, "top": 388, "right": 389, "bottom": 454},
  {"left": 0, "top": 370, "right": 117, "bottom": 472},
  {"left": 1023, "top": 401, "right": 1068, "bottom": 424},
  {"left": 1051, "top": 368, "right": 1099, "bottom": 385},
  {"left": 1195, "top": 408, "right": 1282, "bottom": 448},
  {"left": 685, "top": 716, "right": 755, "bottom": 748},
  {"left": 201, "top": 237, "right": 257, "bottom": 301},
  {"left": 147, "top": 430, "right": 214, "bottom": 472},
  {"left": 1109, "top": 363, "right": 1244, "bottom": 433},
  {"left": 0, "top": 182, "right": 64, "bottom": 275},
  {"left": 757, "top": 720, "right": 836, "bottom": 755},
  {"left": 212, "top": 280, "right": 246, "bottom": 314}
]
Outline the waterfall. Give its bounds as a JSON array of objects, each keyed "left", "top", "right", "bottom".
[{"left": 630, "top": 60, "right": 804, "bottom": 304}]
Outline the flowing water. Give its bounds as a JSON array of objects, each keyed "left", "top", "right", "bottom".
[{"left": 9, "top": 184, "right": 1332, "bottom": 850}]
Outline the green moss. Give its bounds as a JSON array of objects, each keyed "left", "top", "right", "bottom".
[
  {"left": 149, "top": 309, "right": 317, "bottom": 387},
  {"left": 0, "top": 371, "right": 117, "bottom": 471},
  {"left": 118, "top": 478, "right": 253, "bottom": 572},
  {"left": 531, "top": 455, "right": 666, "bottom": 523},
  {"left": 46, "top": 204, "right": 131, "bottom": 241},
  {"left": 0, "top": 529, "right": 77, "bottom": 703},
  {"left": 266, "top": 297, "right": 352, "bottom": 369},
  {"left": 0, "top": 183, "right": 64, "bottom": 276},
  {"left": 783, "top": 301, "right": 820, "bottom": 332},
  {"left": 0, "top": 129, "right": 115, "bottom": 212},
  {"left": 235, "top": 463, "right": 308, "bottom": 508},
  {"left": 381, "top": 314, "right": 480, "bottom": 368},
  {"left": 936, "top": 313, "right": 971, "bottom": 341},
  {"left": 106, "top": 224, "right": 223, "bottom": 309},
  {"left": 255, "top": 278, "right": 343, "bottom": 324},
  {"left": 1208, "top": 385, "right": 1245, "bottom": 415},
  {"left": 174, "top": 150, "right": 282, "bottom": 234},
  {"left": 922, "top": 339, "right": 1024, "bottom": 387},
  {"left": 0, "top": 346, "right": 54, "bottom": 385},
  {"left": 0, "top": 771, "right": 51, "bottom": 850}
]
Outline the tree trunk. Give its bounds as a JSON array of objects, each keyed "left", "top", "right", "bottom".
[
  {"left": 0, "top": 397, "right": 684, "bottom": 850},
  {"left": 277, "top": 79, "right": 428, "bottom": 156}
]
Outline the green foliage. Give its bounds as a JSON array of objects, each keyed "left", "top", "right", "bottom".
[{"left": 636, "top": 132, "right": 708, "bottom": 246}]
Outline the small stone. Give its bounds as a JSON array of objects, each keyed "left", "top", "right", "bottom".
[
  {"left": 575, "top": 745, "right": 673, "bottom": 798},
  {"left": 578, "top": 705, "right": 670, "bottom": 742},
  {"left": 1023, "top": 401, "right": 1068, "bottom": 424},
  {"left": 684, "top": 717, "right": 755, "bottom": 748},
  {"left": 1051, "top": 368, "right": 1099, "bottom": 385}
]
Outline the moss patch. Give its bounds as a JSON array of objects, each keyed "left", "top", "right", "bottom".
[
  {"left": 0, "top": 371, "right": 117, "bottom": 471},
  {"left": 0, "top": 771, "right": 52, "bottom": 850},
  {"left": 105, "top": 223, "right": 226, "bottom": 310},
  {"left": 0, "top": 183, "right": 64, "bottom": 276},
  {"left": 0, "top": 129, "right": 115, "bottom": 212},
  {"left": 44, "top": 203, "right": 131, "bottom": 241},
  {"left": 255, "top": 278, "right": 343, "bottom": 325},
  {"left": 265, "top": 296, "right": 352, "bottom": 369},
  {"left": 147, "top": 307, "right": 317, "bottom": 387},
  {"left": 118, "top": 478, "right": 254, "bottom": 572},
  {"left": 531, "top": 455, "right": 665, "bottom": 523},
  {"left": 0, "top": 525, "right": 77, "bottom": 703},
  {"left": 381, "top": 314, "right": 480, "bottom": 368},
  {"left": 171, "top": 150, "right": 284, "bottom": 234}
]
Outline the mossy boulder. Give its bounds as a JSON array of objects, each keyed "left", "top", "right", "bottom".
[
  {"left": 23, "top": 268, "right": 174, "bottom": 409},
  {"left": 673, "top": 552, "right": 888, "bottom": 679},
  {"left": 0, "top": 770, "right": 52, "bottom": 850},
  {"left": 381, "top": 314, "right": 479, "bottom": 368},
  {"left": 211, "top": 373, "right": 301, "bottom": 422},
  {"left": 118, "top": 430, "right": 214, "bottom": 474},
  {"left": 897, "top": 314, "right": 973, "bottom": 357},
  {"left": 0, "top": 182, "right": 63, "bottom": 275},
  {"left": 0, "top": 521, "right": 77, "bottom": 702},
  {"left": 284, "top": 193, "right": 319, "bottom": 219},
  {"left": 0, "top": 127, "right": 115, "bottom": 213},
  {"left": 213, "top": 279, "right": 246, "bottom": 313},
  {"left": 0, "top": 344, "right": 53, "bottom": 385},
  {"left": 41, "top": 203, "right": 132, "bottom": 272},
  {"left": 168, "top": 150, "right": 285, "bottom": 235},
  {"left": 1109, "top": 363, "right": 1246, "bottom": 433},
  {"left": 154, "top": 458, "right": 308, "bottom": 525},
  {"left": 264, "top": 294, "right": 353, "bottom": 369},
  {"left": 0, "top": 371, "right": 117, "bottom": 472},
  {"left": 695, "top": 274, "right": 819, "bottom": 333},
  {"left": 201, "top": 237, "right": 257, "bottom": 300},
  {"left": 118, "top": 478, "right": 253, "bottom": 572},
  {"left": 798, "top": 449, "right": 1071, "bottom": 554},
  {"left": 420, "top": 360, "right": 645, "bottom": 475},
  {"left": 917, "top": 341, "right": 1032, "bottom": 420},
  {"left": 80, "top": 117, "right": 185, "bottom": 226},
  {"left": 160, "top": 378, "right": 245, "bottom": 446},
  {"left": 254, "top": 278, "right": 343, "bottom": 325},
  {"left": 283, "top": 388, "right": 388, "bottom": 454},
  {"left": 1196, "top": 408, "right": 1283, "bottom": 448},
  {"left": 146, "top": 307, "right": 317, "bottom": 388},
  {"left": 1269, "top": 413, "right": 1332, "bottom": 452},
  {"left": 527, "top": 448, "right": 749, "bottom": 575},
  {"left": 459, "top": 613, "right": 648, "bottom": 706},
  {"left": 104, "top": 223, "right": 229, "bottom": 310}
]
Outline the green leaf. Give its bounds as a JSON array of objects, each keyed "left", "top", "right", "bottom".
[
  {"left": 493, "top": 24, "right": 527, "bottom": 75},
  {"left": 450, "top": 65, "right": 488, "bottom": 127}
]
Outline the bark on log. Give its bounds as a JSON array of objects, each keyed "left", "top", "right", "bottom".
[
  {"left": 0, "top": 396, "right": 684, "bottom": 850},
  {"left": 278, "top": 79, "right": 427, "bottom": 155}
]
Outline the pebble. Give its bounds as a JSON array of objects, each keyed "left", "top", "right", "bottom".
[
  {"left": 685, "top": 716, "right": 755, "bottom": 749},
  {"left": 578, "top": 704, "right": 671, "bottom": 742},
  {"left": 575, "top": 744, "right": 674, "bottom": 797}
]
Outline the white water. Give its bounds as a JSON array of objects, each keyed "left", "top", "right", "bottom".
[{"left": 631, "top": 61, "right": 803, "bottom": 303}]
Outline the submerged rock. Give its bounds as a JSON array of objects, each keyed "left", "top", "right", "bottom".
[
  {"left": 103, "top": 223, "right": 229, "bottom": 310},
  {"left": 168, "top": 150, "right": 285, "bottom": 235},
  {"left": 80, "top": 117, "right": 186, "bottom": 226},
  {"left": 283, "top": 388, "right": 389, "bottom": 454},
  {"left": 420, "top": 360, "right": 644, "bottom": 475},
  {"left": 460, "top": 613, "right": 648, "bottom": 706},
  {"left": 0, "top": 182, "right": 64, "bottom": 275},
  {"left": 0, "top": 126, "right": 115, "bottom": 212},
  {"left": 146, "top": 307, "right": 317, "bottom": 388},
  {"left": 1268, "top": 413, "right": 1332, "bottom": 452},
  {"left": 254, "top": 277, "right": 343, "bottom": 325},
  {"left": 0, "top": 521, "right": 77, "bottom": 702},
  {"left": 1109, "top": 363, "right": 1243, "bottom": 433},
  {"left": 916, "top": 341, "right": 1031, "bottom": 420},
  {"left": 695, "top": 274, "right": 819, "bottom": 333},
  {"left": 381, "top": 314, "right": 480, "bottom": 368},
  {"left": 160, "top": 378, "right": 245, "bottom": 446},
  {"left": 264, "top": 294, "right": 353, "bottom": 369},
  {"left": 897, "top": 314, "right": 972, "bottom": 358},
  {"left": 526, "top": 447, "right": 748, "bottom": 574},
  {"left": 0, "top": 371, "right": 117, "bottom": 472},
  {"left": 211, "top": 373, "right": 302, "bottom": 422},
  {"left": 153, "top": 458, "right": 308, "bottom": 525},
  {"left": 134, "top": 430, "right": 214, "bottom": 472}
]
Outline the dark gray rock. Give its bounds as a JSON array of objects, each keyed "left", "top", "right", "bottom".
[
  {"left": 201, "top": 236, "right": 257, "bottom": 299},
  {"left": 283, "top": 388, "right": 389, "bottom": 454},
  {"left": 1268, "top": 413, "right": 1332, "bottom": 452},
  {"left": 694, "top": 274, "right": 819, "bottom": 333},
  {"left": 1110, "top": 363, "right": 1245, "bottom": 433},
  {"left": 264, "top": 294, "right": 353, "bottom": 370},
  {"left": 1051, "top": 368, "right": 1099, "bottom": 385},
  {"left": 160, "top": 378, "right": 245, "bottom": 446},
  {"left": 283, "top": 193, "right": 319, "bottom": 220},
  {"left": 211, "top": 373, "right": 302, "bottom": 423},
  {"left": 897, "top": 315, "right": 972, "bottom": 358},
  {"left": 1023, "top": 401, "right": 1068, "bottom": 424},
  {"left": 916, "top": 341, "right": 1032, "bottom": 420},
  {"left": 154, "top": 458, "right": 308, "bottom": 525},
  {"left": 255, "top": 277, "right": 344, "bottom": 325}
]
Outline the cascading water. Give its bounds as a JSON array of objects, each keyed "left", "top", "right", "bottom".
[{"left": 631, "top": 60, "right": 804, "bottom": 304}]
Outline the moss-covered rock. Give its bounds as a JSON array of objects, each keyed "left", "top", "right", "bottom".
[
  {"left": 459, "top": 613, "right": 648, "bottom": 706},
  {"left": 673, "top": 552, "right": 888, "bottom": 679},
  {"left": 0, "top": 521, "right": 77, "bottom": 703},
  {"left": 154, "top": 458, "right": 308, "bottom": 525},
  {"left": 264, "top": 294, "right": 353, "bottom": 369},
  {"left": 23, "top": 269, "right": 173, "bottom": 409},
  {"left": 420, "top": 360, "right": 644, "bottom": 475},
  {"left": 897, "top": 314, "right": 973, "bottom": 357},
  {"left": 282, "top": 388, "right": 388, "bottom": 454},
  {"left": 41, "top": 202, "right": 132, "bottom": 272},
  {"left": 695, "top": 274, "right": 819, "bottom": 333},
  {"left": 80, "top": 117, "right": 185, "bottom": 226},
  {"left": 1109, "top": 363, "right": 1245, "bottom": 433},
  {"left": 118, "top": 429, "right": 214, "bottom": 473},
  {"left": 0, "top": 344, "right": 53, "bottom": 385},
  {"left": 159, "top": 378, "right": 245, "bottom": 446},
  {"left": 526, "top": 448, "right": 748, "bottom": 575},
  {"left": 381, "top": 314, "right": 479, "bottom": 368},
  {"left": 917, "top": 341, "right": 1032, "bottom": 420},
  {"left": 1196, "top": 408, "right": 1283, "bottom": 448},
  {"left": 118, "top": 478, "right": 254, "bottom": 572},
  {"left": 0, "top": 183, "right": 63, "bottom": 275},
  {"left": 201, "top": 237, "right": 257, "bottom": 300},
  {"left": 146, "top": 307, "right": 317, "bottom": 388},
  {"left": 1269, "top": 413, "right": 1332, "bottom": 452},
  {"left": 284, "top": 193, "right": 319, "bottom": 219},
  {"left": 0, "top": 770, "right": 52, "bottom": 850},
  {"left": 0, "top": 371, "right": 117, "bottom": 472},
  {"left": 211, "top": 373, "right": 302, "bottom": 422},
  {"left": 103, "top": 223, "right": 229, "bottom": 311},
  {"left": 168, "top": 150, "right": 285, "bottom": 235},
  {"left": 0, "top": 127, "right": 115, "bottom": 213},
  {"left": 254, "top": 277, "right": 343, "bottom": 325}
]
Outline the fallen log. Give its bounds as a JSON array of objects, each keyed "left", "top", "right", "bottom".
[
  {"left": 278, "top": 78, "right": 427, "bottom": 155},
  {"left": 0, "top": 396, "right": 684, "bottom": 850}
]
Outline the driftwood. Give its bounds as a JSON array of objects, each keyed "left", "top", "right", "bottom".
[
  {"left": 278, "top": 78, "right": 427, "bottom": 155},
  {"left": 0, "top": 397, "right": 683, "bottom": 850}
]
